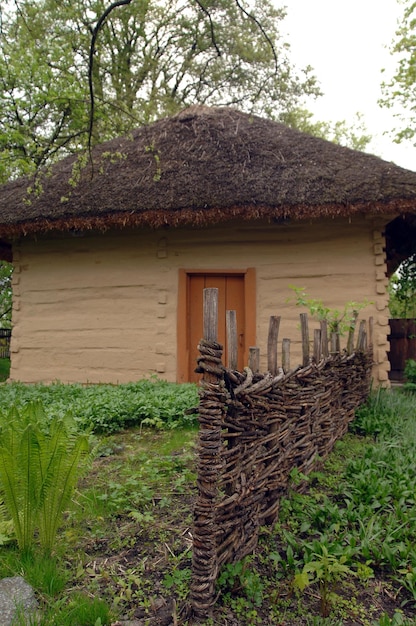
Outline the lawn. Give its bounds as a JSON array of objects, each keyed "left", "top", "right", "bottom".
[{"left": 0, "top": 383, "right": 415, "bottom": 625}]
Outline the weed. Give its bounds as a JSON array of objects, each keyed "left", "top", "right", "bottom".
[
  {"left": 163, "top": 567, "right": 192, "bottom": 600},
  {"left": 218, "top": 556, "right": 264, "bottom": 607},
  {"left": 374, "top": 612, "right": 416, "bottom": 625},
  {"left": 296, "top": 544, "right": 355, "bottom": 617},
  {"left": 0, "top": 379, "right": 199, "bottom": 433}
]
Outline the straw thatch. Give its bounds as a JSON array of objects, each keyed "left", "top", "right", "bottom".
[{"left": 0, "top": 105, "right": 416, "bottom": 240}]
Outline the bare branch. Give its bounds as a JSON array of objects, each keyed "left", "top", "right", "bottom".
[
  {"left": 88, "top": 0, "right": 134, "bottom": 161},
  {"left": 233, "top": 0, "right": 278, "bottom": 72},
  {"left": 193, "top": 0, "right": 222, "bottom": 57}
]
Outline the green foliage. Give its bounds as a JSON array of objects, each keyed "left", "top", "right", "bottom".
[
  {"left": 0, "top": 378, "right": 199, "bottom": 433},
  {"left": 0, "top": 262, "right": 13, "bottom": 328},
  {"left": 388, "top": 255, "right": 416, "bottom": 318},
  {"left": 0, "top": 0, "right": 321, "bottom": 182},
  {"left": 0, "top": 358, "right": 10, "bottom": 381},
  {"left": 0, "top": 403, "right": 92, "bottom": 554},
  {"left": 402, "top": 358, "right": 416, "bottom": 394},
  {"left": 218, "top": 556, "right": 264, "bottom": 607},
  {"left": 282, "top": 109, "right": 372, "bottom": 151},
  {"left": 380, "top": 1, "right": 416, "bottom": 145},
  {"left": 298, "top": 544, "right": 355, "bottom": 617},
  {"left": 276, "top": 389, "right": 416, "bottom": 618},
  {"left": 57, "top": 593, "right": 113, "bottom": 626},
  {"left": 374, "top": 613, "right": 416, "bottom": 626},
  {"left": 351, "top": 386, "right": 416, "bottom": 438},
  {"left": 162, "top": 566, "right": 192, "bottom": 600},
  {"left": 289, "top": 285, "right": 370, "bottom": 334}
]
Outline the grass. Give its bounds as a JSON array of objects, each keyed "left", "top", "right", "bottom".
[
  {"left": 0, "top": 357, "right": 10, "bottom": 381},
  {"left": 0, "top": 385, "right": 415, "bottom": 625}
]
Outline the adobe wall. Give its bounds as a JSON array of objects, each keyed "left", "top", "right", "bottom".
[{"left": 9, "top": 216, "right": 391, "bottom": 384}]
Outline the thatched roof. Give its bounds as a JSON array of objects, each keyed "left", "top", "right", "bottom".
[{"left": 0, "top": 105, "right": 416, "bottom": 240}]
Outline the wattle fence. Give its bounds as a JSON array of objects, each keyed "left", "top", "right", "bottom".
[{"left": 190, "top": 289, "right": 373, "bottom": 618}]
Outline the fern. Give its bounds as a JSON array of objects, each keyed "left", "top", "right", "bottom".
[
  {"left": 0, "top": 406, "right": 37, "bottom": 552},
  {"left": 37, "top": 417, "right": 91, "bottom": 554},
  {"left": 0, "top": 403, "right": 92, "bottom": 554}
]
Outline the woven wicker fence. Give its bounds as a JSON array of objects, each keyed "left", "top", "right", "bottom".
[{"left": 190, "top": 289, "right": 373, "bottom": 618}]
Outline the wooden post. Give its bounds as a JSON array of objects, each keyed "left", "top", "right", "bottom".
[
  {"left": 313, "top": 329, "right": 321, "bottom": 362},
  {"left": 226, "top": 310, "right": 238, "bottom": 370},
  {"left": 300, "top": 313, "right": 310, "bottom": 366},
  {"left": 248, "top": 347, "right": 260, "bottom": 373},
  {"left": 320, "top": 320, "right": 329, "bottom": 358},
  {"left": 282, "top": 338, "right": 290, "bottom": 373},
  {"left": 330, "top": 332, "right": 338, "bottom": 354},
  {"left": 346, "top": 311, "right": 359, "bottom": 355},
  {"left": 191, "top": 287, "right": 224, "bottom": 618},
  {"left": 368, "top": 316, "right": 374, "bottom": 349},
  {"left": 203, "top": 288, "right": 218, "bottom": 342},
  {"left": 356, "top": 320, "right": 367, "bottom": 351},
  {"left": 267, "top": 315, "right": 281, "bottom": 375}
]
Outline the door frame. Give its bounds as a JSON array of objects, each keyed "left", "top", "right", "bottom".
[{"left": 177, "top": 268, "right": 256, "bottom": 382}]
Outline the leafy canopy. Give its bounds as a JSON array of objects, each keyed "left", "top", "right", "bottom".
[
  {"left": 0, "top": 262, "right": 12, "bottom": 329},
  {"left": 0, "top": 0, "right": 321, "bottom": 182},
  {"left": 380, "top": 0, "right": 416, "bottom": 144},
  {"left": 388, "top": 253, "right": 416, "bottom": 319},
  {"left": 0, "top": 0, "right": 373, "bottom": 185}
]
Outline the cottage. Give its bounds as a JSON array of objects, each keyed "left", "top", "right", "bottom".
[{"left": 0, "top": 106, "right": 415, "bottom": 384}]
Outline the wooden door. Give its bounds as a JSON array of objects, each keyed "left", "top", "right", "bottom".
[{"left": 178, "top": 271, "right": 255, "bottom": 383}]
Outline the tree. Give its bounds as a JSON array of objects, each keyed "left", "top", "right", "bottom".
[
  {"left": 281, "top": 109, "right": 371, "bottom": 151},
  {"left": 0, "top": 0, "right": 322, "bottom": 183},
  {"left": 0, "top": 262, "right": 13, "bottom": 329},
  {"left": 380, "top": 0, "right": 416, "bottom": 144},
  {"left": 388, "top": 253, "right": 416, "bottom": 319}
]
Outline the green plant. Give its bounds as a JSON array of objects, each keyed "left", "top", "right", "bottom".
[
  {"left": 49, "top": 593, "right": 112, "bottom": 625},
  {"left": 0, "top": 402, "right": 92, "bottom": 554},
  {"left": 162, "top": 567, "right": 191, "bottom": 600},
  {"left": 388, "top": 254, "right": 416, "bottom": 319},
  {"left": 374, "top": 612, "right": 416, "bottom": 625},
  {"left": 298, "top": 544, "right": 356, "bottom": 617},
  {"left": 404, "top": 359, "right": 416, "bottom": 392},
  {"left": 305, "top": 618, "right": 344, "bottom": 626},
  {"left": 288, "top": 285, "right": 370, "bottom": 335},
  {"left": 0, "top": 379, "right": 199, "bottom": 434},
  {"left": 0, "top": 357, "right": 10, "bottom": 381},
  {"left": 218, "top": 556, "right": 264, "bottom": 607}
]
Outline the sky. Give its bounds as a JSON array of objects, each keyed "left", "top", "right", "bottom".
[{"left": 282, "top": 0, "right": 415, "bottom": 171}]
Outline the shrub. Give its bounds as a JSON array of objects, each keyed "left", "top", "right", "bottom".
[{"left": 404, "top": 359, "right": 416, "bottom": 392}]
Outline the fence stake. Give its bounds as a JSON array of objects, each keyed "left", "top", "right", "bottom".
[
  {"left": 330, "top": 332, "right": 339, "bottom": 354},
  {"left": 368, "top": 316, "right": 374, "bottom": 349},
  {"left": 356, "top": 320, "right": 367, "bottom": 351},
  {"left": 300, "top": 313, "right": 310, "bottom": 366},
  {"left": 320, "top": 320, "right": 329, "bottom": 358},
  {"left": 226, "top": 310, "right": 238, "bottom": 370},
  {"left": 248, "top": 347, "right": 260, "bottom": 373},
  {"left": 267, "top": 315, "right": 281, "bottom": 375},
  {"left": 346, "top": 311, "right": 359, "bottom": 355},
  {"left": 191, "top": 287, "right": 224, "bottom": 619},
  {"left": 282, "top": 338, "right": 290, "bottom": 373},
  {"left": 313, "top": 329, "right": 321, "bottom": 362},
  {"left": 203, "top": 288, "right": 218, "bottom": 343}
]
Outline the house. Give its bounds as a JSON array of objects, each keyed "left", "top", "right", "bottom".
[{"left": 0, "top": 106, "right": 415, "bottom": 385}]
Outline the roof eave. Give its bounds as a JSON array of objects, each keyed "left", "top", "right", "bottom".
[{"left": 0, "top": 199, "right": 412, "bottom": 240}]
